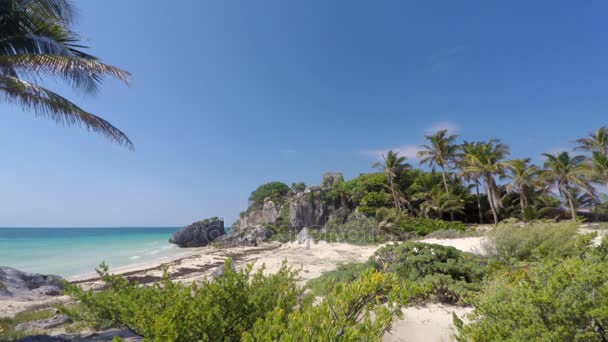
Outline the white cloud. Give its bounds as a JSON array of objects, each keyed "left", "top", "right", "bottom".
[
  {"left": 361, "top": 145, "right": 422, "bottom": 161},
  {"left": 426, "top": 121, "right": 460, "bottom": 134}
]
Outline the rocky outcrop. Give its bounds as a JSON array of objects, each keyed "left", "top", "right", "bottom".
[
  {"left": 214, "top": 224, "right": 273, "bottom": 247},
  {"left": 169, "top": 217, "right": 225, "bottom": 247},
  {"left": 214, "top": 173, "right": 346, "bottom": 247},
  {"left": 0, "top": 266, "right": 64, "bottom": 302},
  {"left": 288, "top": 188, "right": 331, "bottom": 231},
  {"left": 237, "top": 200, "right": 283, "bottom": 230}
]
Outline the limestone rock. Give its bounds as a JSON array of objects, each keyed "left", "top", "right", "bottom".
[
  {"left": 169, "top": 217, "right": 225, "bottom": 247},
  {"left": 0, "top": 266, "right": 64, "bottom": 302}
]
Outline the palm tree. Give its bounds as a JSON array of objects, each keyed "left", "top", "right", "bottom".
[
  {"left": 587, "top": 151, "right": 608, "bottom": 187},
  {"left": 458, "top": 139, "right": 509, "bottom": 225},
  {"left": 418, "top": 129, "right": 459, "bottom": 220},
  {"left": 418, "top": 189, "right": 465, "bottom": 219},
  {"left": 0, "top": 0, "right": 132, "bottom": 148},
  {"left": 541, "top": 152, "right": 595, "bottom": 220},
  {"left": 574, "top": 126, "right": 608, "bottom": 156},
  {"left": 373, "top": 150, "right": 411, "bottom": 211},
  {"left": 501, "top": 158, "right": 540, "bottom": 221},
  {"left": 458, "top": 141, "right": 485, "bottom": 224}
]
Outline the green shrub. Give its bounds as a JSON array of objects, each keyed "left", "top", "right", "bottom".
[
  {"left": 455, "top": 241, "right": 608, "bottom": 341},
  {"left": 377, "top": 209, "right": 466, "bottom": 238},
  {"left": 242, "top": 268, "right": 407, "bottom": 341},
  {"left": 482, "top": 220, "right": 593, "bottom": 265},
  {"left": 64, "top": 260, "right": 410, "bottom": 341},
  {"left": 248, "top": 182, "right": 290, "bottom": 207},
  {"left": 372, "top": 242, "right": 487, "bottom": 305},
  {"left": 311, "top": 213, "right": 389, "bottom": 245},
  {"left": 63, "top": 260, "right": 302, "bottom": 341},
  {"left": 357, "top": 192, "right": 392, "bottom": 217},
  {"left": 307, "top": 261, "right": 376, "bottom": 296}
]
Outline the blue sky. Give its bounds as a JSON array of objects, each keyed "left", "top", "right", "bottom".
[{"left": 0, "top": 1, "right": 606, "bottom": 227}]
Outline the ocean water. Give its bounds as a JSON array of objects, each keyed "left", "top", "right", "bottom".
[{"left": 0, "top": 227, "right": 200, "bottom": 278}]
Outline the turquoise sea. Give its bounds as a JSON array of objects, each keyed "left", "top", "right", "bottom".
[{"left": 0, "top": 227, "right": 200, "bottom": 278}]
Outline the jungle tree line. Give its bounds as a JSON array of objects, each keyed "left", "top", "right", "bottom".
[{"left": 366, "top": 126, "right": 608, "bottom": 224}]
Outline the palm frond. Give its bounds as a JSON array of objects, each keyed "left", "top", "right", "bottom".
[
  {"left": 0, "top": 76, "right": 133, "bottom": 149},
  {"left": 0, "top": 54, "right": 130, "bottom": 93}
]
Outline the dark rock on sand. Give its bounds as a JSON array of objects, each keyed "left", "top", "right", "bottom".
[
  {"left": 169, "top": 217, "right": 225, "bottom": 247},
  {"left": 0, "top": 266, "right": 64, "bottom": 301}
]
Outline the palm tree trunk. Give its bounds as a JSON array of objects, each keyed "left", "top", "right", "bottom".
[
  {"left": 484, "top": 175, "right": 499, "bottom": 225},
  {"left": 440, "top": 166, "right": 455, "bottom": 221},
  {"left": 567, "top": 193, "right": 577, "bottom": 221},
  {"left": 475, "top": 179, "right": 483, "bottom": 224},
  {"left": 519, "top": 186, "right": 526, "bottom": 222},
  {"left": 389, "top": 176, "right": 400, "bottom": 211}
]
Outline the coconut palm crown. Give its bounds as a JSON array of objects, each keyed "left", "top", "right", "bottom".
[
  {"left": 541, "top": 152, "right": 595, "bottom": 220},
  {"left": 0, "top": 0, "right": 132, "bottom": 148},
  {"left": 574, "top": 126, "right": 608, "bottom": 156},
  {"left": 373, "top": 150, "right": 411, "bottom": 211}
]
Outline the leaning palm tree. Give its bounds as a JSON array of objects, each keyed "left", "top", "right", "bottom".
[
  {"left": 373, "top": 150, "right": 410, "bottom": 211},
  {"left": 0, "top": 0, "right": 132, "bottom": 148},
  {"left": 574, "top": 126, "right": 608, "bottom": 156},
  {"left": 541, "top": 152, "right": 595, "bottom": 220},
  {"left": 458, "top": 139, "right": 509, "bottom": 225},
  {"left": 501, "top": 158, "right": 540, "bottom": 221},
  {"left": 418, "top": 129, "right": 459, "bottom": 220}
]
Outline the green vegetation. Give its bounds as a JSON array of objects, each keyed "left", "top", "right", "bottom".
[
  {"left": 312, "top": 213, "right": 388, "bottom": 245},
  {"left": 64, "top": 261, "right": 417, "bottom": 342},
  {"left": 455, "top": 240, "right": 608, "bottom": 341},
  {"left": 248, "top": 182, "right": 290, "bottom": 207},
  {"left": 308, "top": 241, "right": 487, "bottom": 306},
  {"left": 373, "top": 242, "right": 486, "bottom": 305},
  {"left": 0, "top": 308, "right": 55, "bottom": 340},
  {"left": 482, "top": 219, "right": 589, "bottom": 266},
  {"left": 0, "top": 0, "right": 132, "bottom": 148}
]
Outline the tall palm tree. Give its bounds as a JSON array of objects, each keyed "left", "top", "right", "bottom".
[
  {"left": 458, "top": 141, "right": 485, "bottom": 224},
  {"left": 458, "top": 139, "right": 509, "bottom": 225},
  {"left": 501, "top": 158, "right": 540, "bottom": 221},
  {"left": 418, "top": 129, "right": 459, "bottom": 220},
  {"left": 574, "top": 126, "right": 608, "bottom": 156},
  {"left": 0, "top": 0, "right": 132, "bottom": 148},
  {"left": 541, "top": 152, "right": 595, "bottom": 220},
  {"left": 373, "top": 150, "right": 410, "bottom": 211}
]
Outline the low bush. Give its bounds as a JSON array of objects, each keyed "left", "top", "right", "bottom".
[
  {"left": 482, "top": 219, "right": 593, "bottom": 265},
  {"left": 376, "top": 208, "right": 466, "bottom": 238},
  {"left": 310, "top": 241, "right": 487, "bottom": 305},
  {"left": 243, "top": 268, "right": 407, "bottom": 341},
  {"left": 454, "top": 240, "right": 608, "bottom": 341},
  {"left": 311, "top": 212, "right": 389, "bottom": 245},
  {"left": 372, "top": 242, "right": 487, "bottom": 305},
  {"left": 64, "top": 260, "right": 411, "bottom": 341},
  {"left": 63, "top": 260, "right": 302, "bottom": 341},
  {"left": 307, "top": 261, "right": 376, "bottom": 296}
]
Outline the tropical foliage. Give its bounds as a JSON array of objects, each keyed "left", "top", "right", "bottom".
[
  {"left": 455, "top": 239, "right": 608, "bottom": 341},
  {"left": 0, "top": 0, "right": 132, "bottom": 147},
  {"left": 63, "top": 260, "right": 415, "bottom": 342}
]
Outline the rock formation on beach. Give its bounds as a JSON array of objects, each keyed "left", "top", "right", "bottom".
[
  {"left": 169, "top": 217, "right": 226, "bottom": 247},
  {"left": 0, "top": 266, "right": 64, "bottom": 302},
  {"left": 216, "top": 172, "right": 347, "bottom": 247}
]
